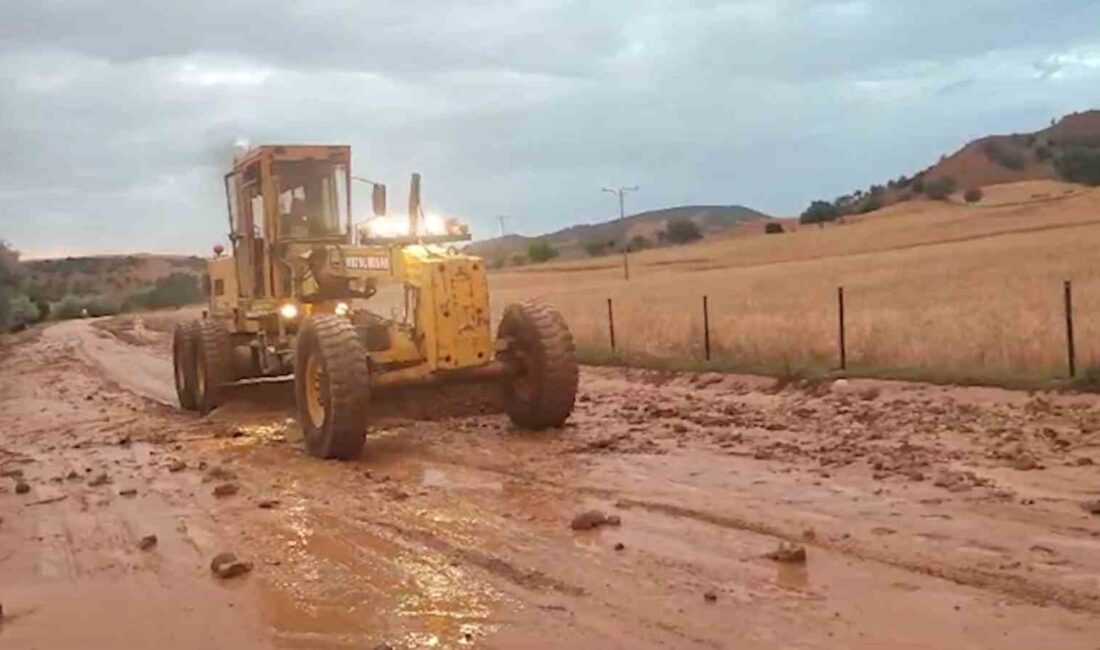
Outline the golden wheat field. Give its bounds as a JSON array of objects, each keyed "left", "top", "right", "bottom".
[{"left": 487, "top": 181, "right": 1100, "bottom": 383}]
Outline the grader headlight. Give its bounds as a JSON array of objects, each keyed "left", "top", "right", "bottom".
[{"left": 279, "top": 303, "right": 299, "bottom": 320}]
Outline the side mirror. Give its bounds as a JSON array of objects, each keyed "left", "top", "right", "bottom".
[{"left": 372, "top": 184, "right": 387, "bottom": 216}]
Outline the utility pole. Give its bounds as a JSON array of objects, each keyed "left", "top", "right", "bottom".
[
  {"left": 602, "top": 185, "right": 638, "bottom": 221},
  {"left": 496, "top": 215, "right": 509, "bottom": 238},
  {"left": 602, "top": 186, "right": 638, "bottom": 281}
]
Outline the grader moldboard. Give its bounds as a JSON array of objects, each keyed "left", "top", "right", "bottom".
[{"left": 172, "top": 144, "right": 577, "bottom": 459}]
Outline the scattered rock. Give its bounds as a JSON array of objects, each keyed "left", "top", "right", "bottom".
[
  {"left": 119, "top": 487, "right": 138, "bottom": 497},
  {"left": 1081, "top": 500, "right": 1100, "bottom": 516},
  {"left": 14, "top": 481, "right": 30, "bottom": 495},
  {"left": 766, "top": 542, "right": 807, "bottom": 564},
  {"left": 1074, "top": 457, "right": 1094, "bottom": 467},
  {"left": 1, "top": 468, "right": 24, "bottom": 479},
  {"left": 257, "top": 499, "right": 279, "bottom": 509},
  {"left": 703, "top": 589, "right": 718, "bottom": 603},
  {"left": 167, "top": 459, "right": 186, "bottom": 473},
  {"left": 204, "top": 466, "right": 237, "bottom": 482},
  {"left": 381, "top": 485, "right": 410, "bottom": 501},
  {"left": 210, "top": 552, "right": 253, "bottom": 579},
  {"left": 1012, "top": 453, "right": 1040, "bottom": 471},
  {"left": 66, "top": 470, "right": 81, "bottom": 481},
  {"left": 213, "top": 483, "right": 240, "bottom": 498},
  {"left": 802, "top": 528, "right": 817, "bottom": 542},
  {"left": 138, "top": 535, "right": 158, "bottom": 550},
  {"left": 88, "top": 473, "right": 111, "bottom": 487},
  {"left": 570, "top": 510, "right": 620, "bottom": 531},
  {"left": 614, "top": 542, "right": 625, "bottom": 551}
]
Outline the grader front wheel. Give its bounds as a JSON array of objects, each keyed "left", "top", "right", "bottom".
[
  {"left": 497, "top": 300, "right": 578, "bottom": 429},
  {"left": 295, "top": 315, "right": 371, "bottom": 460},
  {"left": 194, "top": 320, "right": 233, "bottom": 415},
  {"left": 172, "top": 321, "right": 199, "bottom": 410}
]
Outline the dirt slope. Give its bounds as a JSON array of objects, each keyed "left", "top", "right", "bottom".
[{"left": 2, "top": 318, "right": 1100, "bottom": 648}]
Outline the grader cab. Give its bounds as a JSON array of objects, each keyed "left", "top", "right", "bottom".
[{"left": 173, "top": 145, "right": 577, "bottom": 459}]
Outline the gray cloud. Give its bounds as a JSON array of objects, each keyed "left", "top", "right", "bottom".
[{"left": 2, "top": 0, "right": 1100, "bottom": 256}]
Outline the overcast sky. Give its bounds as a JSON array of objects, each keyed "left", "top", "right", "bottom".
[{"left": 2, "top": 0, "right": 1099, "bottom": 258}]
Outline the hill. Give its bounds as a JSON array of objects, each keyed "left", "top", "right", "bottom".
[
  {"left": 25, "top": 254, "right": 204, "bottom": 303},
  {"left": 465, "top": 204, "right": 771, "bottom": 265},
  {"left": 819, "top": 110, "right": 1100, "bottom": 216}
]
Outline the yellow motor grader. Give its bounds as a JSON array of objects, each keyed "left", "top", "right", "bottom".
[{"left": 173, "top": 145, "right": 577, "bottom": 459}]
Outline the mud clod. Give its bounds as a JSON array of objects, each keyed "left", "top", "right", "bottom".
[
  {"left": 88, "top": 472, "right": 111, "bottom": 487},
  {"left": 703, "top": 589, "right": 718, "bottom": 603},
  {"left": 767, "top": 542, "right": 807, "bottom": 564},
  {"left": 204, "top": 465, "right": 237, "bottom": 482},
  {"left": 14, "top": 480, "right": 30, "bottom": 494},
  {"left": 1012, "top": 453, "right": 1040, "bottom": 471},
  {"left": 1082, "top": 500, "right": 1100, "bottom": 516},
  {"left": 257, "top": 498, "right": 280, "bottom": 509},
  {"left": 167, "top": 459, "right": 186, "bottom": 473},
  {"left": 119, "top": 487, "right": 138, "bottom": 497},
  {"left": 139, "top": 534, "right": 158, "bottom": 550},
  {"left": 211, "top": 552, "right": 253, "bottom": 579},
  {"left": 213, "top": 483, "right": 240, "bottom": 498},
  {"left": 570, "top": 510, "right": 620, "bottom": 531}
]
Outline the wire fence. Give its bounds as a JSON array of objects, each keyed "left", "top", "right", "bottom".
[{"left": 551, "top": 280, "right": 1097, "bottom": 385}]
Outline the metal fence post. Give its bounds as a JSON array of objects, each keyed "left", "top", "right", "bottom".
[
  {"left": 1065, "top": 280, "right": 1076, "bottom": 378},
  {"left": 703, "top": 295, "right": 711, "bottom": 361},
  {"left": 837, "top": 286, "right": 847, "bottom": 371},
  {"left": 607, "top": 297, "right": 616, "bottom": 351}
]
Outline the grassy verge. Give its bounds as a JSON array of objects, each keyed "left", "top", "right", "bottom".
[{"left": 576, "top": 344, "right": 1097, "bottom": 393}]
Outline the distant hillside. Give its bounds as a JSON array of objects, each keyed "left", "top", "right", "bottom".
[
  {"left": 815, "top": 110, "right": 1100, "bottom": 217},
  {"left": 25, "top": 254, "right": 204, "bottom": 303},
  {"left": 467, "top": 204, "right": 771, "bottom": 264}
]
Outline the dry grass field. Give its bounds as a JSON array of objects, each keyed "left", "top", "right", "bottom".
[{"left": 488, "top": 181, "right": 1100, "bottom": 384}]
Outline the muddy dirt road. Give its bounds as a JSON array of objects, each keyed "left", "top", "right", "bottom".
[{"left": 2, "top": 316, "right": 1100, "bottom": 649}]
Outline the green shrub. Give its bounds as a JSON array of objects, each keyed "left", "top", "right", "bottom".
[
  {"left": 1055, "top": 147, "right": 1100, "bottom": 186},
  {"left": 527, "top": 240, "right": 559, "bottom": 263},
  {"left": 628, "top": 234, "right": 650, "bottom": 251},
  {"left": 665, "top": 218, "right": 703, "bottom": 244},
  {"left": 764, "top": 222, "right": 784, "bottom": 234},
  {"left": 925, "top": 176, "right": 958, "bottom": 200},
  {"left": 964, "top": 187, "right": 983, "bottom": 203},
  {"left": 982, "top": 140, "right": 1026, "bottom": 171},
  {"left": 799, "top": 200, "right": 841, "bottom": 224},
  {"left": 584, "top": 240, "right": 609, "bottom": 257}
]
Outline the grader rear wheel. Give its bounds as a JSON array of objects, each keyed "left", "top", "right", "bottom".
[
  {"left": 194, "top": 320, "right": 233, "bottom": 415},
  {"left": 172, "top": 321, "right": 199, "bottom": 410},
  {"left": 497, "top": 300, "right": 578, "bottom": 429},
  {"left": 295, "top": 315, "right": 371, "bottom": 460}
]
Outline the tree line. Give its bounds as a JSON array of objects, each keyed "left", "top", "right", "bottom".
[{"left": 0, "top": 240, "right": 204, "bottom": 332}]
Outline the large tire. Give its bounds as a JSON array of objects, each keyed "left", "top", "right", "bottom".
[
  {"left": 498, "top": 300, "right": 578, "bottom": 429},
  {"left": 295, "top": 315, "right": 370, "bottom": 459},
  {"left": 194, "top": 320, "right": 234, "bottom": 415},
  {"left": 172, "top": 320, "right": 200, "bottom": 410}
]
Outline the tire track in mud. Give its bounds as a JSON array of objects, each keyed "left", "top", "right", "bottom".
[
  {"left": 367, "top": 518, "right": 587, "bottom": 597},
  {"left": 607, "top": 497, "right": 1100, "bottom": 615},
  {"left": 385, "top": 449, "right": 1100, "bottom": 615}
]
